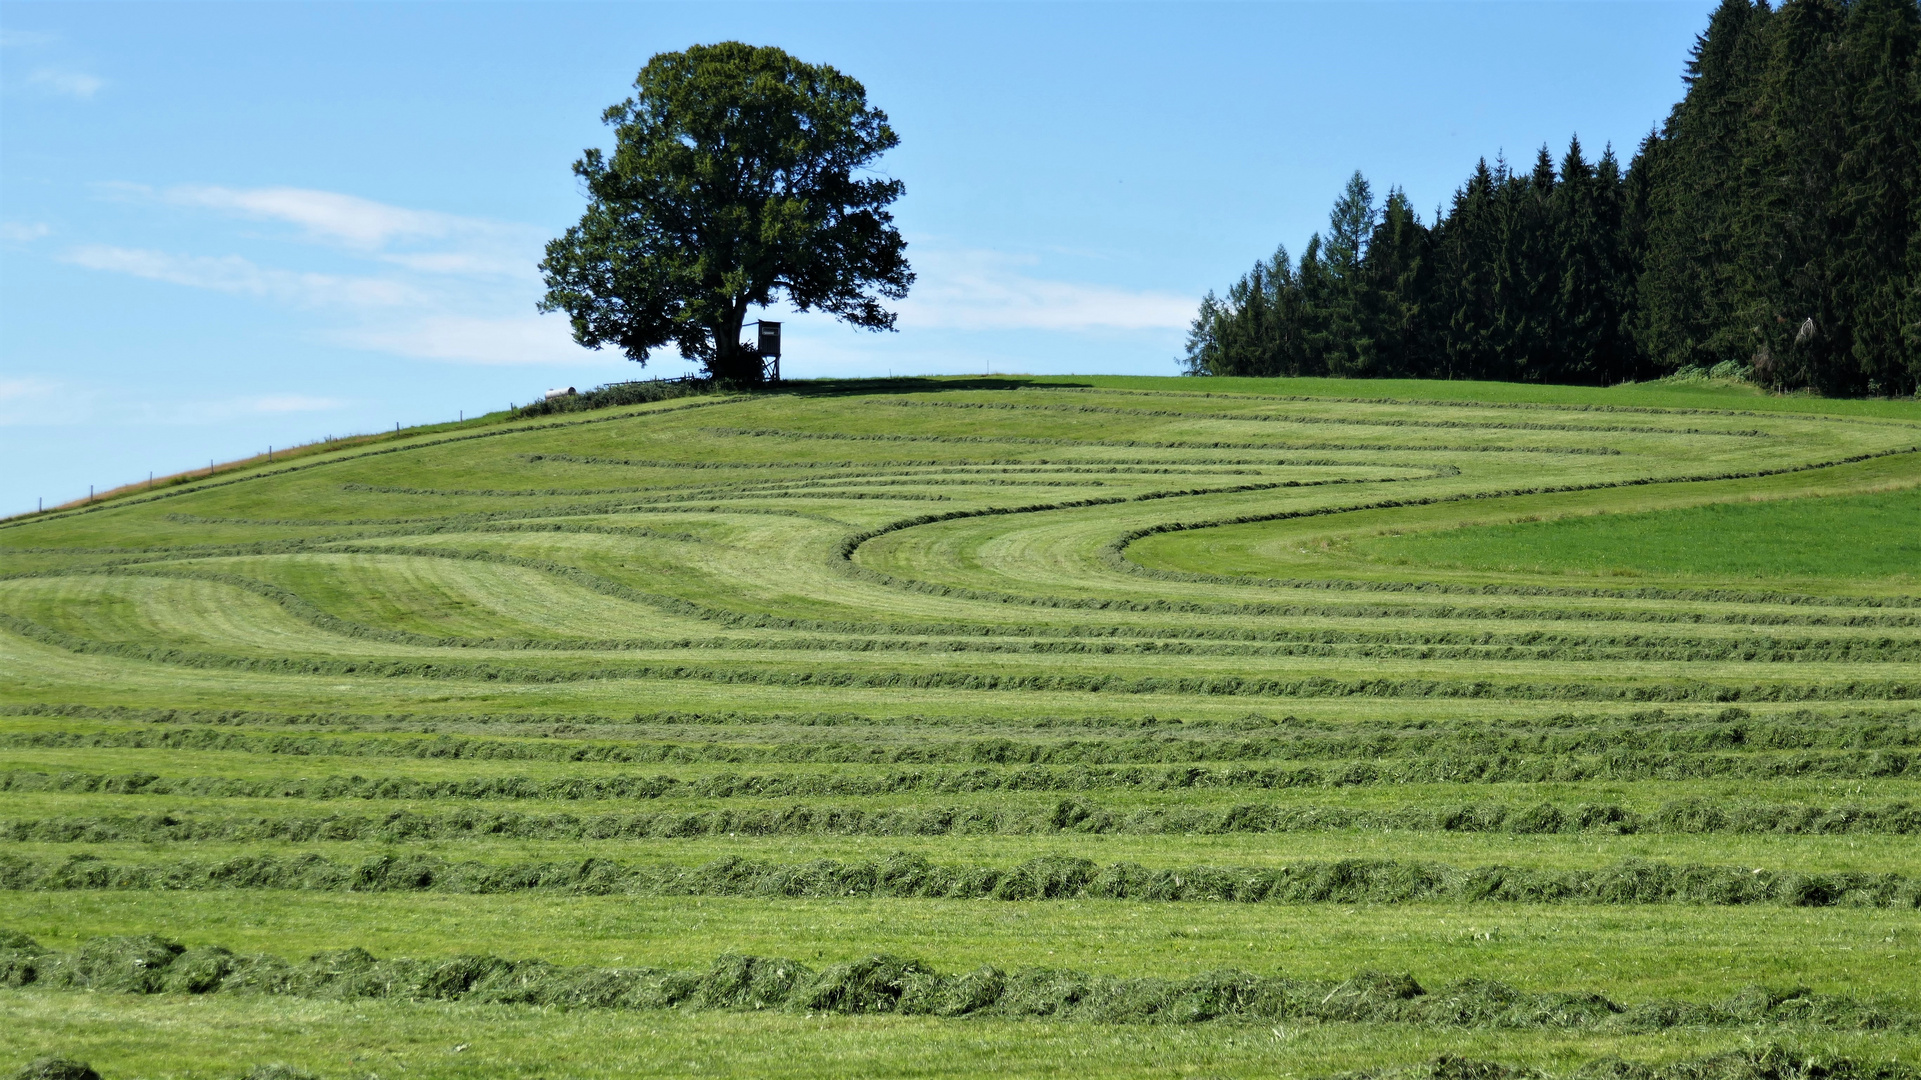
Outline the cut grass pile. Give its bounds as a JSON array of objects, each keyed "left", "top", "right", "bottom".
[
  {"left": 3, "top": 930, "right": 1909, "bottom": 1032},
  {"left": 6, "top": 850, "right": 1919, "bottom": 907},
  {"left": 1, "top": 375, "right": 1918, "bottom": 1078}
]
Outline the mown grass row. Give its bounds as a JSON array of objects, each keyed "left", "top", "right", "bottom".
[
  {"left": 16, "top": 1042, "right": 1919, "bottom": 1080},
  {"left": 32, "top": 537, "right": 1921, "bottom": 647},
  {"left": 11, "top": 699, "right": 1905, "bottom": 737},
  {"left": 7, "top": 851, "right": 1919, "bottom": 907},
  {"left": 847, "top": 551, "right": 1921, "bottom": 632},
  {"left": 340, "top": 463, "right": 1402, "bottom": 498},
  {"left": 5, "top": 745, "right": 1914, "bottom": 804},
  {"left": 44, "top": 566, "right": 1919, "bottom": 662},
  {"left": 706, "top": 425, "right": 1630, "bottom": 456},
  {"left": 8, "top": 708, "right": 1914, "bottom": 764},
  {"left": 15, "top": 702, "right": 1912, "bottom": 736},
  {"left": 883, "top": 397, "right": 1778, "bottom": 437},
  {"left": 522, "top": 451, "right": 1387, "bottom": 470},
  {"left": 144, "top": 497, "right": 835, "bottom": 529},
  {"left": 1333, "top": 1047, "right": 1921, "bottom": 1080},
  {"left": 276, "top": 464, "right": 1435, "bottom": 519},
  {"left": 1018, "top": 379, "right": 1921, "bottom": 420},
  {"left": 7, "top": 797, "right": 1918, "bottom": 844},
  {"left": 2, "top": 931, "right": 1907, "bottom": 1033},
  {"left": 9, "top": 611, "right": 1913, "bottom": 702}
]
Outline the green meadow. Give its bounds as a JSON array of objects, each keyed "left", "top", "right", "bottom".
[
  {"left": 1352, "top": 488, "right": 1921, "bottom": 582},
  {"left": 2, "top": 375, "right": 1918, "bottom": 1079}
]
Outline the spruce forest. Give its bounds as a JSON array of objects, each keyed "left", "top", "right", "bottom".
[{"left": 1183, "top": 0, "right": 1921, "bottom": 397}]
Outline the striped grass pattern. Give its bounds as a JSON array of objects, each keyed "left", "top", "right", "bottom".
[{"left": 1, "top": 375, "right": 1918, "bottom": 1079}]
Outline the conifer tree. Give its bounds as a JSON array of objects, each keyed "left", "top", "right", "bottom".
[
  {"left": 1296, "top": 234, "right": 1338, "bottom": 376},
  {"left": 1637, "top": 0, "right": 1770, "bottom": 368},
  {"left": 1549, "top": 137, "right": 1628, "bottom": 383},
  {"left": 1830, "top": 0, "right": 1921, "bottom": 393},
  {"left": 1435, "top": 160, "right": 1503, "bottom": 380},
  {"left": 1359, "top": 188, "right": 1434, "bottom": 377},
  {"left": 1496, "top": 147, "right": 1562, "bottom": 380},
  {"left": 1735, "top": 0, "right": 1851, "bottom": 389},
  {"left": 1321, "top": 172, "right": 1379, "bottom": 375}
]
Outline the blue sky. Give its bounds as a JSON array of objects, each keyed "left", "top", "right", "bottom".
[{"left": 1, "top": 1, "right": 1715, "bottom": 516}]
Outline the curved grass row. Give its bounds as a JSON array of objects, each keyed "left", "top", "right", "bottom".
[{"left": 4, "top": 377, "right": 1919, "bottom": 1077}]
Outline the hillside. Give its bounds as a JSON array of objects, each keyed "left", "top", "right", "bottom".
[{"left": 2, "top": 375, "right": 1919, "bottom": 1079}]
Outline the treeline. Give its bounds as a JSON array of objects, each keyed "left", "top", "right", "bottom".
[{"left": 1184, "top": 0, "right": 1920, "bottom": 396}]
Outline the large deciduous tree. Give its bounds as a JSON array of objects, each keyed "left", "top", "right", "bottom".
[{"left": 539, "top": 42, "right": 913, "bottom": 382}]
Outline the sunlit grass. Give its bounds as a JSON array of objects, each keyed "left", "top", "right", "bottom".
[{"left": 2, "top": 376, "right": 1918, "bottom": 1077}]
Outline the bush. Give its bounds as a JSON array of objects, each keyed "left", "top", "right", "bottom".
[{"left": 511, "top": 378, "right": 716, "bottom": 419}]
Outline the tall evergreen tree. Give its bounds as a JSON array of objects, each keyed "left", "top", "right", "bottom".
[
  {"left": 1435, "top": 159, "right": 1503, "bottom": 380},
  {"left": 1358, "top": 188, "right": 1435, "bottom": 377},
  {"left": 1595, "top": 145, "right": 1647, "bottom": 380},
  {"left": 1295, "top": 234, "right": 1338, "bottom": 376},
  {"left": 1180, "top": 245, "right": 1311, "bottom": 377},
  {"left": 1494, "top": 147, "right": 1562, "bottom": 380},
  {"left": 1180, "top": 291, "right": 1228, "bottom": 376},
  {"left": 1734, "top": 0, "right": 1851, "bottom": 390},
  {"left": 1831, "top": 0, "right": 1921, "bottom": 393},
  {"left": 1320, "top": 172, "right": 1379, "bottom": 375},
  {"left": 1637, "top": 0, "right": 1771, "bottom": 368},
  {"left": 1548, "top": 137, "right": 1632, "bottom": 383}
]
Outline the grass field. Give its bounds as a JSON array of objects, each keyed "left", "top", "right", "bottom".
[
  {"left": 1350, "top": 488, "right": 1921, "bottom": 581},
  {"left": 2, "top": 374, "right": 1918, "bottom": 1080}
]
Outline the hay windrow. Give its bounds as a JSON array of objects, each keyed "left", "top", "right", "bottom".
[
  {"left": 0, "top": 931, "right": 1910, "bottom": 1032},
  {"left": 7, "top": 708, "right": 1918, "bottom": 764},
  {"left": 8, "top": 797, "right": 1918, "bottom": 845},
  {"left": 4, "top": 852, "right": 1917, "bottom": 907},
  {"left": 5, "top": 612, "right": 1915, "bottom": 701},
  {"left": 7, "top": 746, "right": 1912, "bottom": 806},
  {"left": 1323, "top": 1045, "right": 1921, "bottom": 1080}
]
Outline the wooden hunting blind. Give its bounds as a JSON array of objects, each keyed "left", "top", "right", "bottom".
[{"left": 745, "top": 321, "right": 782, "bottom": 382}]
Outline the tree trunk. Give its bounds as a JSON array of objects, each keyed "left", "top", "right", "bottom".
[{"left": 707, "top": 308, "right": 762, "bottom": 383}]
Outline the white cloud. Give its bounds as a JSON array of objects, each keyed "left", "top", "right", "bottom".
[
  {"left": 62, "top": 245, "right": 421, "bottom": 308},
  {"left": 155, "top": 393, "right": 349, "bottom": 426},
  {"left": 0, "top": 378, "right": 348, "bottom": 429},
  {"left": 339, "top": 314, "right": 620, "bottom": 367},
  {"left": 0, "top": 376, "right": 60, "bottom": 402},
  {"left": 0, "top": 377, "right": 86, "bottom": 427},
  {"left": 163, "top": 185, "right": 540, "bottom": 277},
  {"left": 0, "top": 30, "right": 59, "bottom": 48},
  {"left": 26, "top": 67, "right": 102, "bottom": 98},
  {"left": 897, "top": 249, "right": 1195, "bottom": 332},
  {"left": 167, "top": 185, "right": 448, "bottom": 247},
  {"left": 376, "top": 250, "right": 529, "bottom": 277},
  {"left": 244, "top": 394, "right": 347, "bottom": 414},
  {"left": 0, "top": 222, "right": 51, "bottom": 243}
]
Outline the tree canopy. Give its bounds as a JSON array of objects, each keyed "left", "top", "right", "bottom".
[
  {"left": 539, "top": 42, "right": 913, "bottom": 381},
  {"left": 1185, "top": 0, "right": 1919, "bottom": 396}
]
